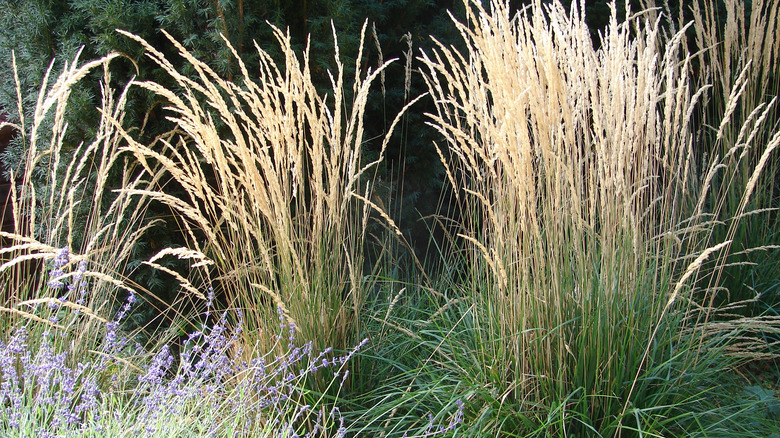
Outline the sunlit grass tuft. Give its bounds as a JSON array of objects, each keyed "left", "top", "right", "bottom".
[
  {"left": 113, "top": 23, "right": 417, "bottom": 364},
  {"left": 416, "top": 0, "right": 780, "bottom": 435}
]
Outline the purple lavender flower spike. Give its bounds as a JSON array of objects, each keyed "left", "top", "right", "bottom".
[{"left": 47, "top": 247, "right": 70, "bottom": 290}]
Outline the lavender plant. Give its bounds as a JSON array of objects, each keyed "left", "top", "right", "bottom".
[
  {"left": 1, "top": 313, "right": 462, "bottom": 437},
  {"left": 3, "top": 254, "right": 463, "bottom": 437},
  {"left": 1, "top": 306, "right": 347, "bottom": 436}
]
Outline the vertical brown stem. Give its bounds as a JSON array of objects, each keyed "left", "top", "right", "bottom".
[
  {"left": 210, "top": 0, "right": 232, "bottom": 80},
  {"left": 210, "top": 0, "right": 229, "bottom": 40},
  {"left": 238, "top": 0, "right": 244, "bottom": 55}
]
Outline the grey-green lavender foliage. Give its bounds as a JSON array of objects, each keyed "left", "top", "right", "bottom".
[{"left": 0, "top": 249, "right": 463, "bottom": 436}]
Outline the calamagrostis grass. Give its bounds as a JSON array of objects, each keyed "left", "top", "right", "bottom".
[
  {"left": 0, "top": 50, "right": 164, "bottom": 358},
  {"left": 420, "top": 0, "right": 779, "bottom": 433},
  {"left": 115, "top": 23, "right": 414, "bottom": 359}
]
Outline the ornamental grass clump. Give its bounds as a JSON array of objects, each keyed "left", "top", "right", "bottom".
[
  {"left": 115, "top": 22, "right": 414, "bottom": 359},
  {"left": 0, "top": 49, "right": 170, "bottom": 366},
  {"left": 420, "top": 0, "right": 780, "bottom": 434}
]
